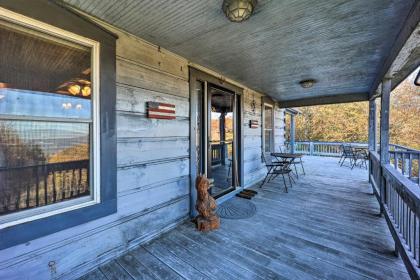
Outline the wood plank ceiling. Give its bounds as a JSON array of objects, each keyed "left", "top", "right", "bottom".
[{"left": 62, "top": 0, "right": 416, "bottom": 104}]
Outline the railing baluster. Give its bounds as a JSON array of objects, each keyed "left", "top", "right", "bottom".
[
  {"left": 402, "top": 153, "right": 406, "bottom": 175},
  {"left": 52, "top": 171, "right": 57, "bottom": 203},
  {"left": 409, "top": 153, "right": 413, "bottom": 180},
  {"left": 409, "top": 209, "right": 412, "bottom": 250},
  {"left": 418, "top": 216, "right": 420, "bottom": 266},
  {"left": 25, "top": 175, "right": 30, "bottom": 208},
  {"left": 44, "top": 167, "right": 48, "bottom": 205},
  {"left": 78, "top": 168, "right": 82, "bottom": 196},
  {"left": 61, "top": 170, "right": 66, "bottom": 199},
  {"left": 413, "top": 213, "right": 419, "bottom": 263},
  {"left": 14, "top": 190, "right": 20, "bottom": 211},
  {"left": 35, "top": 166, "right": 40, "bottom": 207},
  {"left": 418, "top": 154, "right": 420, "bottom": 185}
]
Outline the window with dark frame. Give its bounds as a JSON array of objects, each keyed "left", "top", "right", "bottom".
[
  {"left": 0, "top": 14, "right": 100, "bottom": 228},
  {"left": 263, "top": 105, "right": 274, "bottom": 153}
]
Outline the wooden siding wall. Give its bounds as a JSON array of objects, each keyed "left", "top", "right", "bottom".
[
  {"left": 275, "top": 107, "right": 287, "bottom": 153},
  {"left": 0, "top": 22, "right": 285, "bottom": 280},
  {"left": 242, "top": 89, "right": 286, "bottom": 187}
]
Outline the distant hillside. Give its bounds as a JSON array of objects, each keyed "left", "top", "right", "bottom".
[
  {"left": 289, "top": 70, "right": 420, "bottom": 150},
  {"left": 48, "top": 143, "right": 89, "bottom": 163}
]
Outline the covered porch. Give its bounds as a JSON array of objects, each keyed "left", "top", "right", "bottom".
[
  {"left": 81, "top": 156, "right": 409, "bottom": 280},
  {"left": 0, "top": 1, "right": 418, "bottom": 279}
]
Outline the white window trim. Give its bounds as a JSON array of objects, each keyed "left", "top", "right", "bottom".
[
  {"left": 262, "top": 103, "right": 274, "bottom": 153},
  {"left": 0, "top": 7, "right": 101, "bottom": 229}
]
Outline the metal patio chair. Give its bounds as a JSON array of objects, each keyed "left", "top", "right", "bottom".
[
  {"left": 352, "top": 149, "right": 369, "bottom": 169},
  {"left": 278, "top": 146, "right": 305, "bottom": 178},
  {"left": 339, "top": 145, "right": 357, "bottom": 167},
  {"left": 260, "top": 153, "right": 293, "bottom": 192}
]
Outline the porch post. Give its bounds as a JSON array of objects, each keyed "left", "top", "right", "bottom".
[
  {"left": 219, "top": 112, "right": 226, "bottom": 165},
  {"left": 379, "top": 78, "right": 391, "bottom": 165},
  {"left": 368, "top": 99, "right": 377, "bottom": 152},
  {"left": 290, "top": 114, "right": 295, "bottom": 153},
  {"left": 379, "top": 77, "right": 391, "bottom": 212}
]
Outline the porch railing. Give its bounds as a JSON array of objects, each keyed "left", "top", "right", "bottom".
[
  {"left": 290, "top": 141, "right": 420, "bottom": 185},
  {"left": 292, "top": 141, "right": 367, "bottom": 157},
  {"left": 210, "top": 141, "right": 232, "bottom": 166},
  {"left": 0, "top": 160, "right": 90, "bottom": 215},
  {"left": 389, "top": 144, "right": 420, "bottom": 185},
  {"left": 369, "top": 151, "right": 420, "bottom": 278}
]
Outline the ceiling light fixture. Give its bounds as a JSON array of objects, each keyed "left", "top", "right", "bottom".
[
  {"left": 222, "top": 0, "right": 257, "bottom": 23},
  {"left": 299, "top": 79, "right": 316, "bottom": 88}
]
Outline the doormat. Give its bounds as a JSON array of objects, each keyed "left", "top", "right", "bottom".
[{"left": 216, "top": 197, "right": 256, "bottom": 219}]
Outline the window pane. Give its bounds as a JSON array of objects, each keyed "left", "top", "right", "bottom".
[
  {"left": 0, "top": 20, "right": 93, "bottom": 218},
  {"left": 0, "top": 120, "right": 90, "bottom": 215},
  {"left": 265, "top": 129, "right": 272, "bottom": 152},
  {"left": 0, "top": 88, "right": 92, "bottom": 119},
  {"left": 264, "top": 106, "right": 273, "bottom": 129},
  {"left": 0, "top": 19, "right": 92, "bottom": 119}
]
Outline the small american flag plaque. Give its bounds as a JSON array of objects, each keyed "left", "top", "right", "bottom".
[
  {"left": 147, "top": 102, "right": 176, "bottom": 120},
  {"left": 249, "top": 120, "right": 259, "bottom": 128}
]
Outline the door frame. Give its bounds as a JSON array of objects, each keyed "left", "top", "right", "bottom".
[
  {"left": 207, "top": 83, "right": 238, "bottom": 198},
  {"left": 189, "top": 67, "right": 244, "bottom": 217}
]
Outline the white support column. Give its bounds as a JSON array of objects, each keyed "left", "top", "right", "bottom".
[
  {"left": 290, "top": 114, "right": 295, "bottom": 154},
  {"left": 379, "top": 77, "right": 392, "bottom": 213},
  {"left": 380, "top": 78, "right": 391, "bottom": 165},
  {"left": 368, "top": 98, "right": 377, "bottom": 185},
  {"left": 368, "top": 99, "right": 377, "bottom": 152}
]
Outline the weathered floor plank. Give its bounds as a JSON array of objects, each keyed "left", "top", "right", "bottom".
[
  {"left": 79, "top": 269, "right": 108, "bottom": 280},
  {"left": 78, "top": 156, "right": 409, "bottom": 280}
]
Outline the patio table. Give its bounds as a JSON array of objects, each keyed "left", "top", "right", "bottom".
[{"left": 271, "top": 153, "right": 305, "bottom": 178}]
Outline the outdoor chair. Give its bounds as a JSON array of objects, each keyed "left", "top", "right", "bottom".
[
  {"left": 352, "top": 149, "right": 369, "bottom": 169},
  {"left": 278, "top": 145, "right": 305, "bottom": 178},
  {"left": 291, "top": 156, "right": 305, "bottom": 178},
  {"left": 260, "top": 153, "right": 293, "bottom": 192},
  {"left": 339, "top": 145, "right": 357, "bottom": 167}
]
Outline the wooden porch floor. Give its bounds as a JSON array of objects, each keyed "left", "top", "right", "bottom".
[{"left": 80, "top": 156, "right": 409, "bottom": 280}]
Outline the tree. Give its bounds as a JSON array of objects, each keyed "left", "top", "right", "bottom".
[{"left": 290, "top": 69, "right": 419, "bottom": 150}]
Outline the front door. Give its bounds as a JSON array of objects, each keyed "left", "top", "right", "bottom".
[{"left": 206, "top": 84, "right": 238, "bottom": 197}]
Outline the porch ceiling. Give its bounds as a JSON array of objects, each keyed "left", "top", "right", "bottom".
[{"left": 62, "top": 0, "right": 416, "bottom": 105}]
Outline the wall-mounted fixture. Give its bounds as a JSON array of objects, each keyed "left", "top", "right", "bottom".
[
  {"left": 222, "top": 0, "right": 257, "bottom": 22},
  {"left": 299, "top": 79, "right": 316, "bottom": 88}
]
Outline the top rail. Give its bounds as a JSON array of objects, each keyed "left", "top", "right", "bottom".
[
  {"left": 289, "top": 141, "right": 419, "bottom": 185},
  {"left": 369, "top": 151, "right": 420, "bottom": 279}
]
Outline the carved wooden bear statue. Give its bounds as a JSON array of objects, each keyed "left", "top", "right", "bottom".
[{"left": 195, "top": 175, "right": 220, "bottom": 231}]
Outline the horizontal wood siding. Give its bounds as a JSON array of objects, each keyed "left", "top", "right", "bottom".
[
  {"left": 0, "top": 19, "right": 285, "bottom": 280},
  {"left": 242, "top": 89, "right": 265, "bottom": 187},
  {"left": 275, "top": 107, "right": 286, "bottom": 152},
  {"left": 0, "top": 24, "right": 191, "bottom": 280},
  {"left": 242, "top": 90, "right": 286, "bottom": 187}
]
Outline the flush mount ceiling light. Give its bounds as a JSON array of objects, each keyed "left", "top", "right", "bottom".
[
  {"left": 223, "top": 0, "right": 257, "bottom": 22},
  {"left": 299, "top": 79, "right": 316, "bottom": 88}
]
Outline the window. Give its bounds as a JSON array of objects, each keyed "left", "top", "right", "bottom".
[
  {"left": 263, "top": 105, "right": 274, "bottom": 153},
  {"left": 0, "top": 11, "right": 100, "bottom": 228}
]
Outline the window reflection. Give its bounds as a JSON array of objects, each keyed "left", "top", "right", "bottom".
[
  {"left": 0, "top": 19, "right": 93, "bottom": 216},
  {"left": 0, "top": 88, "right": 91, "bottom": 119},
  {"left": 0, "top": 121, "right": 90, "bottom": 214},
  {"left": 264, "top": 106, "right": 274, "bottom": 153}
]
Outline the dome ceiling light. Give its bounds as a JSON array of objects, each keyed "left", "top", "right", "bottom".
[
  {"left": 222, "top": 0, "right": 257, "bottom": 23},
  {"left": 299, "top": 79, "right": 317, "bottom": 89}
]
